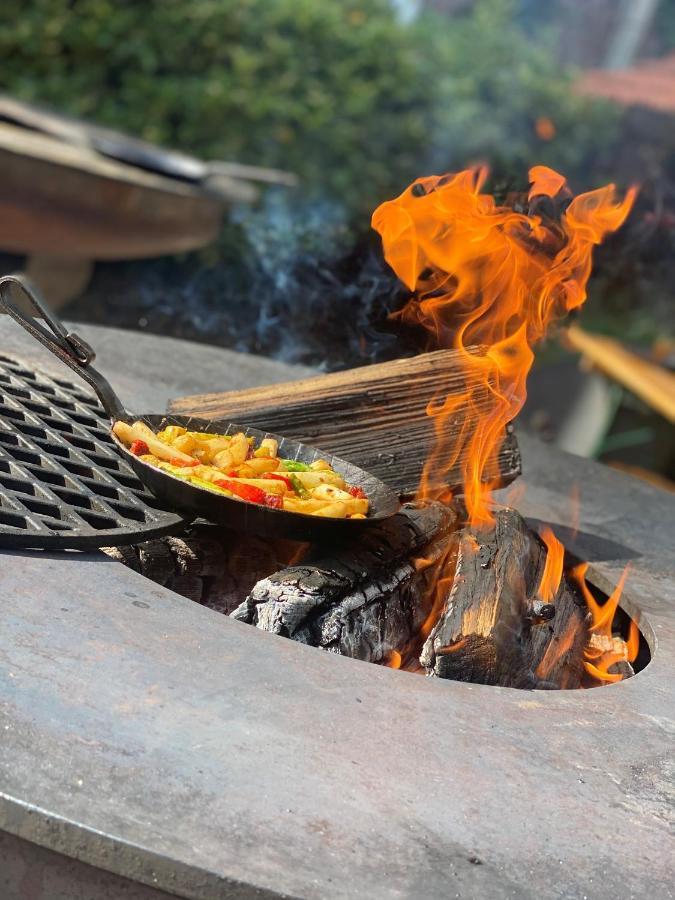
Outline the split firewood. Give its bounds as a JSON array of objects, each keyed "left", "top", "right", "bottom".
[
  {"left": 420, "top": 506, "right": 591, "bottom": 689},
  {"left": 231, "top": 501, "right": 459, "bottom": 662},
  {"left": 169, "top": 350, "right": 522, "bottom": 496}
]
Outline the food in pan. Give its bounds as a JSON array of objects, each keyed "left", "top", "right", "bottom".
[{"left": 112, "top": 421, "right": 369, "bottom": 519}]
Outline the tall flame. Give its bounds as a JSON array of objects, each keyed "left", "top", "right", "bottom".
[{"left": 372, "top": 166, "right": 636, "bottom": 525}]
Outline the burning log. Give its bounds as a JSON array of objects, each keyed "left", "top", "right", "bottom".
[
  {"left": 168, "top": 350, "right": 522, "bottom": 497},
  {"left": 231, "top": 504, "right": 618, "bottom": 689},
  {"left": 420, "top": 507, "right": 590, "bottom": 689},
  {"left": 232, "top": 501, "right": 458, "bottom": 663}
]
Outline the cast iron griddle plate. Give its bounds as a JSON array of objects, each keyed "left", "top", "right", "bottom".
[{"left": 0, "top": 353, "right": 185, "bottom": 548}]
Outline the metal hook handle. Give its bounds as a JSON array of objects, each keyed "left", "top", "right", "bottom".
[{"left": 0, "top": 273, "right": 128, "bottom": 421}]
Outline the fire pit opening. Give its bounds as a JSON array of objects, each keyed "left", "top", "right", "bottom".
[
  {"left": 102, "top": 492, "right": 652, "bottom": 693},
  {"left": 243, "top": 574, "right": 651, "bottom": 692},
  {"left": 222, "top": 498, "right": 652, "bottom": 692}
]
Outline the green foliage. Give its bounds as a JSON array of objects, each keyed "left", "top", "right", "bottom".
[
  {"left": 423, "top": 0, "right": 619, "bottom": 190},
  {"left": 0, "top": 0, "right": 616, "bottom": 216}
]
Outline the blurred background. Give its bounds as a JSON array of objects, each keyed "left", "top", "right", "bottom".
[{"left": 0, "top": 0, "right": 673, "bottom": 486}]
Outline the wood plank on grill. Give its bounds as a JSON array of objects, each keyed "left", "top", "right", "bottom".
[{"left": 168, "top": 350, "right": 522, "bottom": 496}]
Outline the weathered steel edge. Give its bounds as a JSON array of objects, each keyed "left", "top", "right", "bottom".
[
  {"left": 0, "top": 434, "right": 673, "bottom": 900},
  {"left": 0, "top": 797, "right": 281, "bottom": 900}
]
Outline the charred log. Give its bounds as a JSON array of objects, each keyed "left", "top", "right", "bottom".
[
  {"left": 102, "top": 524, "right": 305, "bottom": 614},
  {"left": 231, "top": 501, "right": 458, "bottom": 663},
  {"left": 420, "top": 507, "right": 590, "bottom": 689}
]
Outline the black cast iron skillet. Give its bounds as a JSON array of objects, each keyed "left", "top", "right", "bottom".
[{"left": 0, "top": 274, "right": 400, "bottom": 542}]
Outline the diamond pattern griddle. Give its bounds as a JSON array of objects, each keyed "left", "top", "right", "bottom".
[{"left": 0, "top": 354, "right": 185, "bottom": 548}]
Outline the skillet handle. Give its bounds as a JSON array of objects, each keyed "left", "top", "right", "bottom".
[{"left": 0, "top": 273, "right": 128, "bottom": 421}]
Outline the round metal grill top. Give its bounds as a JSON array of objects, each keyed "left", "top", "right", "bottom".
[{"left": 0, "top": 353, "right": 185, "bottom": 548}]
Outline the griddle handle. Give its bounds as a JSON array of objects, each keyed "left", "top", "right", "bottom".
[{"left": 0, "top": 273, "right": 128, "bottom": 421}]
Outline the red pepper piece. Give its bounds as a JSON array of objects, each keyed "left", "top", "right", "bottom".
[
  {"left": 130, "top": 440, "right": 149, "bottom": 456},
  {"left": 170, "top": 457, "right": 199, "bottom": 468},
  {"left": 214, "top": 478, "right": 282, "bottom": 509},
  {"left": 348, "top": 485, "right": 367, "bottom": 499},
  {"left": 214, "top": 478, "right": 267, "bottom": 504},
  {"left": 262, "top": 472, "right": 293, "bottom": 490}
]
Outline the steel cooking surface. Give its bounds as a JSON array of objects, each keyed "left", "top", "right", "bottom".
[{"left": 0, "top": 354, "right": 184, "bottom": 548}]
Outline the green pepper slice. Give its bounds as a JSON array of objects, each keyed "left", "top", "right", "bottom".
[
  {"left": 280, "top": 459, "right": 311, "bottom": 472},
  {"left": 289, "top": 473, "right": 309, "bottom": 498}
]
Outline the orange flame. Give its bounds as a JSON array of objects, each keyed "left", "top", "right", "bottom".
[
  {"left": 384, "top": 649, "right": 402, "bottom": 669},
  {"left": 418, "top": 571, "right": 455, "bottom": 643},
  {"left": 385, "top": 539, "right": 457, "bottom": 672},
  {"left": 535, "top": 612, "right": 580, "bottom": 687},
  {"left": 372, "top": 166, "right": 636, "bottom": 526},
  {"left": 571, "top": 562, "right": 638, "bottom": 683},
  {"left": 537, "top": 526, "right": 565, "bottom": 602},
  {"left": 436, "top": 637, "right": 469, "bottom": 656}
]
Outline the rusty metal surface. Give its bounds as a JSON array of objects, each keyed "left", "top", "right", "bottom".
[{"left": 0, "top": 429, "right": 673, "bottom": 899}]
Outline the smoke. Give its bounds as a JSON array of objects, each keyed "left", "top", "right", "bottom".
[
  {"left": 66, "top": 170, "right": 671, "bottom": 376},
  {"left": 71, "top": 190, "right": 416, "bottom": 370}
]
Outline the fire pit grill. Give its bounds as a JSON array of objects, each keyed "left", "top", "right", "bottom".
[
  {"left": 0, "top": 321, "right": 673, "bottom": 900},
  {"left": 0, "top": 353, "right": 184, "bottom": 548}
]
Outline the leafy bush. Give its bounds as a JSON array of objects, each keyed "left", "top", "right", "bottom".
[{"left": 0, "top": 0, "right": 616, "bottom": 216}]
